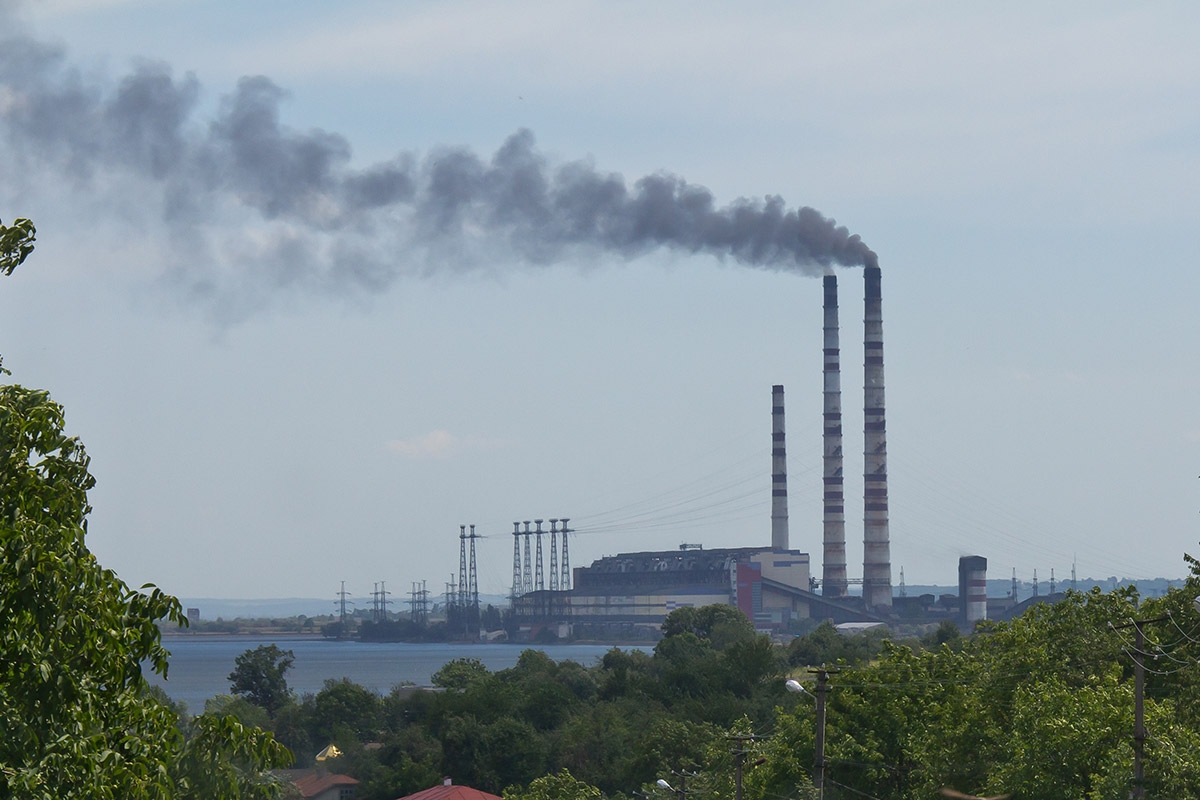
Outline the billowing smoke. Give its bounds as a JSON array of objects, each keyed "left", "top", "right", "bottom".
[{"left": 0, "top": 33, "right": 876, "bottom": 316}]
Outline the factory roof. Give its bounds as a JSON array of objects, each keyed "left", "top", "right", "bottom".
[{"left": 583, "top": 546, "right": 794, "bottom": 573}]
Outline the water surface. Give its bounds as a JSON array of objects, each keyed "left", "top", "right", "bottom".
[{"left": 149, "top": 635, "right": 631, "bottom": 713}]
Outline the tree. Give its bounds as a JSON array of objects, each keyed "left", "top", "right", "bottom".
[
  {"left": 503, "top": 768, "right": 604, "bottom": 800},
  {"left": 0, "top": 228, "right": 290, "bottom": 796},
  {"left": 310, "top": 678, "right": 382, "bottom": 744},
  {"left": 0, "top": 380, "right": 184, "bottom": 796},
  {"left": 229, "top": 644, "right": 296, "bottom": 715},
  {"left": 431, "top": 657, "right": 491, "bottom": 690},
  {"left": 0, "top": 217, "right": 35, "bottom": 276},
  {"left": 661, "top": 604, "right": 755, "bottom": 649}
]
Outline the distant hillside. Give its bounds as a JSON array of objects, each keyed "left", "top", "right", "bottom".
[
  {"left": 180, "top": 580, "right": 1185, "bottom": 621},
  {"left": 904, "top": 575, "right": 1185, "bottom": 600},
  {"left": 178, "top": 593, "right": 513, "bottom": 620},
  {"left": 178, "top": 598, "right": 334, "bottom": 620}
]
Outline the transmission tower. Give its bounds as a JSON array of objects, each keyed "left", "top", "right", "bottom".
[
  {"left": 522, "top": 521, "right": 533, "bottom": 595},
  {"left": 511, "top": 522, "right": 523, "bottom": 599},
  {"left": 458, "top": 525, "right": 468, "bottom": 610},
  {"left": 467, "top": 524, "right": 480, "bottom": 612},
  {"left": 410, "top": 581, "right": 429, "bottom": 625},
  {"left": 549, "top": 519, "right": 560, "bottom": 591},
  {"left": 534, "top": 519, "right": 545, "bottom": 591},
  {"left": 336, "top": 581, "right": 352, "bottom": 639},
  {"left": 559, "top": 518, "right": 571, "bottom": 591}
]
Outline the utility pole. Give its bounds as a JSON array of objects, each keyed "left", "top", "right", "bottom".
[
  {"left": 1113, "top": 614, "right": 1168, "bottom": 799},
  {"left": 657, "top": 770, "right": 695, "bottom": 800},
  {"left": 786, "top": 671, "right": 831, "bottom": 798},
  {"left": 1134, "top": 620, "right": 1146, "bottom": 799},
  {"left": 813, "top": 669, "right": 828, "bottom": 799},
  {"left": 727, "top": 734, "right": 765, "bottom": 800}
]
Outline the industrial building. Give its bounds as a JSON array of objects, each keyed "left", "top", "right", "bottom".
[
  {"left": 502, "top": 267, "right": 911, "bottom": 638},
  {"left": 569, "top": 546, "right": 808, "bottom": 637},
  {"left": 494, "top": 267, "right": 1054, "bottom": 639}
]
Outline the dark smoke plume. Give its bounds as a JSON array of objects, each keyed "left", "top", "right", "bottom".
[{"left": 0, "top": 34, "right": 876, "bottom": 315}]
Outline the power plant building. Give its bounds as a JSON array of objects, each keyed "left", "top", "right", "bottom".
[{"left": 570, "top": 546, "right": 812, "bottom": 636}]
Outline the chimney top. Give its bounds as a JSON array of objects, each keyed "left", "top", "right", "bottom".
[
  {"left": 443, "top": 777, "right": 452, "bottom": 786},
  {"left": 865, "top": 265, "right": 882, "bottom": 299}
]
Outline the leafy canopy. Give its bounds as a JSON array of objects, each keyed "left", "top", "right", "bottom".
[
  {"left": 229, "top": 644, "right": 296, "bottom": 715},
  {"left": 0, "top": 217, "right": 35, "bottom": 277},
  {"left": 0, "top": 219, "right": 291, "bottom": 797}
]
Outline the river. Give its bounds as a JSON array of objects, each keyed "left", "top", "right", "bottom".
[{"left": 148, "top": 635, "right": 632, "bottom": 713}]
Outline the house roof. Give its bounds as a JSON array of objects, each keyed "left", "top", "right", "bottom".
[
  {"left": 293, "top": 772, "right": 361, "bottom": 798},
  {"left": 397, "top": 782, "right": 502, "bottom": 800}
]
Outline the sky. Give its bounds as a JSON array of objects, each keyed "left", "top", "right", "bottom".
[{"left": 1, "top": 1, "right": 1198, "bottom": 603}]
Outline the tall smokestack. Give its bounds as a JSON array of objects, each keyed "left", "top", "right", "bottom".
[
  {"left": 862, "top": 266, "right": 892, "bottom": 609},
  {"left": 822, "top": 275, "right": 848, "bottom": 597},
  {"left": 771, "top": 384, "right": 789, "bottom": 551}
]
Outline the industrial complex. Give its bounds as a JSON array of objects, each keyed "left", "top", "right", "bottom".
[{"left": 434, "top": 266, "right": 1005, "bottom": 640}]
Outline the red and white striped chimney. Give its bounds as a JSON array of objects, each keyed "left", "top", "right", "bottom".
[
  {"left": 771, "top": 384, "right": 789, "bottom": 551},
  {"left": 822, "top": 275, "right": 848, "bottom": 597},
  {"left": 862, "top": 266, "right": 893, "bottom": 609}
]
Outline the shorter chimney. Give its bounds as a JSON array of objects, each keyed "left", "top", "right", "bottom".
[
  {"left": 771, "top": 385, "right": 789, "bottom": 551},
  {"left": 959, "top": 556, "right": 988, "bottom": 628}
]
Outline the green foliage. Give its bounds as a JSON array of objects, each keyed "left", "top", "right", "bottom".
[
  {"left": 787, "top": 620, "right": 887, "bottom": 667},
  {"left": 775, "top": 586, "right": 1200, "bottom": 800},
  {"left": 0, "top": 382, "right": 183, "bottom": 796},
  {"left": 988, "top": 669, "right": 1130, "bottom": 800},
  {"left": 920, "top": 619, "right": 963, "bottom": 650},
  {"left": 204, "top": 694, "right": 273, "bottom": 730},
  {"left": 170, "top": 713, "right": 293, "bottom": 800},
  {"left": 431, "top": 657, "right": 491, "bottom": 689},
  {"left": 661, "top": 604, "right": 755, "bottom": 649},
  {"left": 0, "top": 380, "right": 292, "bottom": 797},
  {"left": 311, "top": 678, "right": 382, "bottom": 743},
  {"left": 504, "top": 768, "right": 604, "bottom": 800},
  {"left": 0, "top": 217, "right": 35, "bottom": 277},
  {"left": 228, "top": 644, "right": 295, "bottom": 715}
]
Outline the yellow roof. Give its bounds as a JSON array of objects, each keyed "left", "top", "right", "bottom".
[{"left": 315, "top": 744, "right": 342, "bottom": 762}]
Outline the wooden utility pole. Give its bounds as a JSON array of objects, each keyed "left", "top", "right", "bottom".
[
  {"left": 1133, "top": 620, "right": 1146, "bottom": 799},
  {"left": 727, "top": 734, "right": 765, "bottom": 800},
  {"left": 1113, "top": 614, "right": 1167, "bottom": 799},
  {"left": 813, "top": 669, "right": 829, "bottom": 799}
]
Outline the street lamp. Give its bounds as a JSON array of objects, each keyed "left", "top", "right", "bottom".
[
  {"left": 656, "top": 776, "right": 687, "bottom": 800},
  {"left": 787, "top": 673, "right": 829, "bottom": 799}
]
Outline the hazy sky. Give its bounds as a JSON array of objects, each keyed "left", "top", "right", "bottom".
[{"left": 1, "top": 1, "right": 1198, "bottom": 602}]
